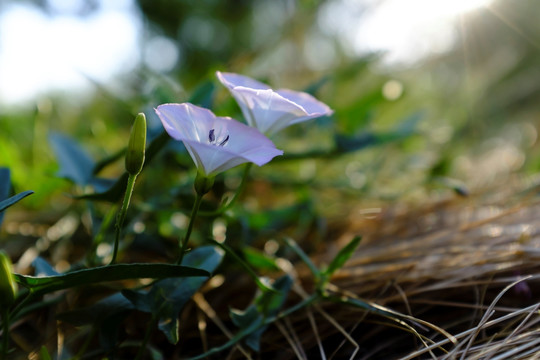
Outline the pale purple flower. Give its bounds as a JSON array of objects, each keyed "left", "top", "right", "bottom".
[
  {"left": 216, "top": 71, "right": 333, "bottom": 135},
  {"left": 155, "top": 103, "right": 283, "bottom": 177}
]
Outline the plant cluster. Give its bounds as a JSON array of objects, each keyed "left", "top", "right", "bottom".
[{"left": 0, "top": 72, "right": 384, "bottom": 359}]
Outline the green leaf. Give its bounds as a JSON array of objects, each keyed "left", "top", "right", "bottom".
[
  {"left": 283, "top": 237, "right": 320, "bottom": 278},
  {"left": 32, "top": 257, "right": 60, "bottom": 276},
  {"left": 57, "top": 292, "right": 134, "bottom": 326},
  {"left": 39, "top": 346, "right": 52, "bottom": 360},
  {"left": 229, "top": 275, "right": 293, "bottom": 352},
  {"left": 323, "top": 236, "right": 362, "bottom": 278},
  {"left": 209, "top": 239, "right": 276, "bottom": 294},
  {"left": 14, "top": 263, "right": 209, "bottom": 296},
  {"left": 0, "top": 190, "right": 34, "bottom": 213},
  {"left": 49, "top": 132, "right": 95, "bottom": 186},
  {"left": 57, "top": 292, "right": 136, "bottom": 352},
  {"left": 0, "top": 167, "right": 11, "bottom": 227},
  {"left": 74, "top": 131, "right": 169, "bottom": 203},
  {"left": 242, "top": 247, "right": 279, "bottom": 272},
  {"left": 335, "top": 111, "right": 423, "bottom": 153},
  {"left": 74, "top": 173, "right": 129, "bottom": 202},
  {"left": 123, "top": 246, "right": 224, "bottom": 344}
]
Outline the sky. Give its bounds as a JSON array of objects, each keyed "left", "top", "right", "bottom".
[
  {"left": 0, "top": 0, "right": 492, "bottom": 106},
  {"left": 0, "top": 0, "right": 141, "bottom": 105}
]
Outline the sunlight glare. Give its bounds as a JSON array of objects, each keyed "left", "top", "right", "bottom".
[
  {"left": 360, "top": 0, "right": 493, "bottom": 63},
  {"left": 319, "top": 0, "right": 493, "bottom": 65},
  {"left": 0, "top": 1, "right": 141, "bottom": 105}
]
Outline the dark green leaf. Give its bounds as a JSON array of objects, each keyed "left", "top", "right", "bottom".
[
  {"left": 75, "top": 173, "right": 129, "bottom": 202},
  {"left": 0, "top": 167, "right": 11, "bottom": 227},
  {"left": 0, "top": 190, "right": 34, "bottom": 213},
  {"left": 92, "top": 147, "right": 125, "bottom": 175},
  {"left": 57, "top": 292, "right": 135, "bottom": 352},
  {"left": 49, "top": 132, "right": 95, "bottom": 186},
  {"left": 57, "top": 292, "right": 134, "bottom": 326},
  {"left": 230, "top": 275, "right": 293, "bottom": 351},
  {"left": 15, "top": 263, "right": 209, "bottom": 296},
  {"left": 324, "top": 236, "right": 362, "bottom": 278},
  {"left": 123, "top": 246, "right": 224, "bottom": 344}
]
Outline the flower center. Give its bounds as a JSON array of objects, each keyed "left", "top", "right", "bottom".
[{"left": 208, "top": 129, "right": 229, "bottom": 146}]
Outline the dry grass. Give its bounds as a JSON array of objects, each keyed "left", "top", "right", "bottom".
[
  {"left": 234, "top": 187, "right": 540, "bottom": 359},
  {"left": 8, "top": 183, "right": 540, "bottom": 359}
]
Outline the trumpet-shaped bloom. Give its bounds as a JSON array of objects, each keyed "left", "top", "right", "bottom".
[
  {"left": 216, "top": 71, "right": 333, "bottom": 135},
  {"left": 155, "top": 103, "right": 283, "bottom": 177}
]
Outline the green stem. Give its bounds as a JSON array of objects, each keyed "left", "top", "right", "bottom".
[
  {"left": 200, "top": 163, "right": 252, "bottom": 217},
  {"left": 135, "top": 313, "right": 158, "bottom": 360},
  {"left": 110, "top": 174, "right": 138, "bottom": 265},
  {"left": 177, "top": 193, "right": 203, "bottom": 265},
  {"left": 72, "top": 325, "right": 97, "bottom": 360},
  {"left": 88, "top": 205, "right": 117, "bottom": 266},
  {"left": 1, "top": 308, "right": 9, "bottom": 359}
]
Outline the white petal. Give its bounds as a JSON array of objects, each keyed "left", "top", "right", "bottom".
[
  {"left": 276, "top": 89, "right": 333, "bottom": 117},
  {"left": 155, "top": 102, "right": 283, "bottom": 176},
  {"left": 216, "top": 71, "right": 270, "bottom": 91},
  {"left": 216, "top": 71, "right": 333, "bottom": 135}
]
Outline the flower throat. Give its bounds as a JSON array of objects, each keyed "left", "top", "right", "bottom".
[{"left": 208, "top": 129, "right": 229, "bottom": 146}]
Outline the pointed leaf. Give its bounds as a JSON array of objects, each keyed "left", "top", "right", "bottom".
[
  {"left": 230, "top": 275, "right": 293, "bottom": 351},
  {"left": 242, "top": 246, "right": 279, "bottom": 271},
  {"left": 32, "top": 257, "right": 60, "bottom": 276},
  {"left": 123, "top": 246, "right": 224, "bottom": 344},
  {"left": 324, "top": 236, "right": 362, "bottom": 278},
  {"left": 75, "top": 173, "right": 129, "bottom": 202},
  {"left": 49, "top": 132, "right": 95, "bottom": 186},
  {"left": 14, "top": 263, "right": 209, "bottom": 296},
  {"left": 0, "top": 190, "right": 34, "bottom": 213},
  {"left": 283, "top": 237, "right": 320, "bottom": 278},
  {"left": 0, "top": 168, "right": 11, "bottom": 227},
  {"left": 57, "top": 292, "right": 134, "bottom": 326}
]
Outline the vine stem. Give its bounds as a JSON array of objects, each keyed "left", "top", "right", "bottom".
[
  {"left": 177, "top": 193, "right": 204, "bottom": 265},
  {"left": 110, "top": 174, "right": 138, "bottom": 265},
  {"left": 135, "top": 312, "right": 159, "bottom": 360},
  {"left": 200, "top": 163, "right": 252, "bottom": 217}
]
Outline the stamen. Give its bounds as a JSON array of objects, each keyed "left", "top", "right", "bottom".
[
  {"left": 218, "top": 135, "right": 230, "bottom": 146},
  {"left": 208, "top": 128, "right": 229, "bottom": 146}
]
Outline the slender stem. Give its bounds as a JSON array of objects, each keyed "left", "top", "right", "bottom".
[
  {"left": 88, "top": 205, "right": 117, "bottom": 266},
  {"left": 110, "top": 174, "right": 138, "bottom": 265},
  {"left": 73, "top": 325, "right": 97, "bottom": 360},
  {"left": 135, "top": 313, "right": 159, "bottom": 360},
  {"left": 200, "top": 163, "right": 252, "bottom": 217},
  {"left": 177, "top": 193, "right": 204, "bottom": 265},
  {"left": 1, "top": 308, "right": 9, "bottom": 359}
]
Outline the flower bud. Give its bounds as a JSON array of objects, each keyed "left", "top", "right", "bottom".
[
  {"left": 194, "top": 172, "right": 215, "bottom": 196},
  {"left": 0, "top": 251, "right": 17, "bottom": 307},
  {"left": 125, "top": 113, "right": 147, "bottom": 176}
]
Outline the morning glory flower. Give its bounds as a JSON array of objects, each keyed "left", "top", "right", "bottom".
[
  {"left": 155, "top": 103, "right": 283, "bottom": 177},
  {"left": 216, "top": 71, "right": 333, "bottom": 135}
]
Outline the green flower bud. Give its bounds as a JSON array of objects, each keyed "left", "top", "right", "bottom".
[
  {"left": 194, "top": 172, "right": 215, "bottom": 196},
  {"left": 125, "top": 113, "right": 147, "bottom": 176},
  {"left": 0, "top": 251, "right": 17, "bottom": 307}
]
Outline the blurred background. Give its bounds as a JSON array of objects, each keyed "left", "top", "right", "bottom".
[{"left": 0, "top": 0, "right": 539, "bottom": 211}]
